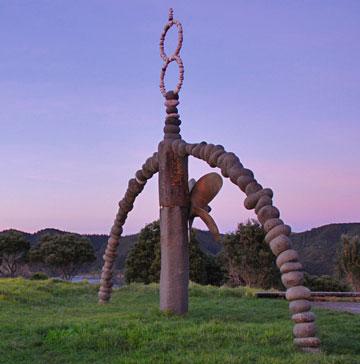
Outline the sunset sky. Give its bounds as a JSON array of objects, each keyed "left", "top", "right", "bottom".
[{"left": 1, "top": 1, "right": 359, "bottom": 235}]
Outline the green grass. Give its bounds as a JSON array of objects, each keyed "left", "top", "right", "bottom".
[{"left": 0, "top": 279, "right": 359, "bottom": 363}]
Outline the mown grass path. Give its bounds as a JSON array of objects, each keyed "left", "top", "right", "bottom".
[{"left": 0, "top": 279, "right": 359, "bottom": 363}]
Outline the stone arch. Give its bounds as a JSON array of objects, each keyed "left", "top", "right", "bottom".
[
  {"left": 98, "top": 152, "right": 159, "bottom": 303},
  {"left": 170, "top": 139, "right": 321, "bottom": 353}
]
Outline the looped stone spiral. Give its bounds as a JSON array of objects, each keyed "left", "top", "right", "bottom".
[{"left": 159, "top": 8, "right": 184, "bottom": 96}]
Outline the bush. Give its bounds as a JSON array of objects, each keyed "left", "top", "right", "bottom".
[
  {"left": 125, "top": 221, "right": 224, "bottom": 286},
  {"left": 29, "top": 233, "right": 96, "bottom": 280},
  {"left": 337, "top": 234, "right": 360, "bottom": 290},
  {"left": 304, "top": 273, "right": 351, "bottom": 292},
  {"left": 30, "top": 272, "right": 49, "bottom": 280},
  {"left": 0, "top": 230, "right": 30, "bottom": 277},
  {"left": 221, "top": 220, "right": 281, "bottom": 289}
]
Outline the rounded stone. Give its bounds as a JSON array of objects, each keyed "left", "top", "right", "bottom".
[
  {"left": 292, "top": 311, "right": 316, "bottom": 323},
  {"left": 215, "top": 144, "right": 225, "bottom": 151},
  {"left": 114, "top": 214, "right": 126, "bottom": 226},
  {"left": 101, "top": 267, "right": 112, "bottom": 275},
  {"left": 280, "top": 261, "right": 303, "bottom": 274},
  {"left": 102, "top": 264, "right": 112, "bottom": 271},
  {"left": 220, "top": 168, "right": 228, "bottom": 178},
  {"left": 238, "top": 168, "right": 254, "bottom": 178},
  {"left": 221, "top": 153, "right": 239, "bottom": 170},
  {"left": 265, "top": 224, "right": 291, "bottom": 244},
  {"left": 244, "top": 188, "right": 273, "bottom": 210},
  {"left": 281, "top": 271, "right": 304, "bottom": 288},
  {"left": 150, "top": 157, "right": 159, "bottom": 171},
  {"left": 264, "top": 218, "right": 284, "bottom": 233},
  {"left": 217, "top": 152, "right": 228, "bottom": 166},
  {"left": 124, "top": 193, "right": 135, "bottom": 205},
  {"left": 204, "top": 144, "right": 215, "bottom": 160},
  {"left": 192, "top": 143, "right": 205, "bottom": 158},
  {"left": 99, "top": 286, "right": 112, "bottom": 294},
  {"left": 229, "top": 168, "right": 243, "bottom": 184},
  {"left": 166, "top": 106, "right": 178, "bottom": 114},
  {"left": 101, "top": 273, "right": 112, "bottom": 281},
  {"left": 141, "top": 165, "right": 153, "bottom": 178},
  {"left": 289, "top": 300, "right": 312, "bottom": 314},
  {"left": 276, "top": 249, "right": 299, "bottom": 268},
  {"left": 111, "top": 225, "right": 123, "bottom": 237},
  {"left": 300, "top": 347, "right": 321, "bottom": 353},
  {"left": 108, "top": 237, "right": 119, "bottom": 245},
  {"left": 185, "top": 143, "right": 195, "bottom": 154},
  {"left": 208, "top": 149, "right": 225, "bottom": 167},
  {"left": 257, "top": 205, "right": 280, "bottom": 225},
  {"left": 286, "top": 286, "right": 311, "bottom": 301},
  {"left": 100, "top": 279, "right": 112, "bottom": 288},
  {"left": 293, "top": 337, "right": 320, "bottom": 348},
  {"left": 164, "top": 125, "right": 180, "bottom": 134},
  {"left": 106, "top": 244, "right": 117, "bottom": 253},
  {"left": 245, "top": 181, "right": 262, "bottom": 195},
  {"left": 269, "top": 234, "right": 291, "bottom": 256},
  {"left": 135, "top": 169, "right": 147, "bottom": 183},
  {"left": 165, "top": 90, "right": 179, "bottom": 100},
  {"left": 164, "top": 99, "right": 179, "bottom": 108},
  {"left": 104, "top": 250, "right": 117, "bottom": 259},
  {"left": 293, "top": 322, "right": 317, "bottom": 338},
  {"left": 119, "top": 200, "right": 132, "bottom": 213},
  {"left": 98, "top": 292, "right": 109, "bottom": 301},
  {"left": 199, "top": 145, "right": 208, "bottom": 160},
  {"left": 237, "top": 175, "right": 254, "bottom": 192},
  {"left": 255, "top": 195, "right": 273, "bottom": 214}
]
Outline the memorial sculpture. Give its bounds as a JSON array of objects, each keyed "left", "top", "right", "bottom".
[{"left": 98, "top": 9, "right": 321, "bottom": 353}]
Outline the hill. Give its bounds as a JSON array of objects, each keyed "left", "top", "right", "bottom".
[
  {"left": 1, "top": 222, "right": 360, "bottom": 276},
  {"left": 290, "top": 223, "right": 360, "bottom": 276}
]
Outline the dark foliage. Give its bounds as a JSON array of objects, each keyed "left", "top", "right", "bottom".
[
  {"left": 3, "top": 222, "right": 360, "bottom": 280},
  {"left": 336, "top": 234, "right": 360, "bottom": 290},
  {"left": 0, "top": 230, "right": 30, "bottom": 277},
  {"left": 29, "top": 233, "right": 96, "bottom": 280},
  {"left": 124, "top": 221, "right": 161, "bottom": 284},
  {"left": 30, "top": 272, "right": 49, "bottom": 280},
  {"left": 221, "top": 220, "right": 281, "bottom": 289},
  {"left": 125, "top": 221, "right": 224, "bottom": 286},
  {"left": 303, "top": 273, "right": 351, "bottom": 292}
]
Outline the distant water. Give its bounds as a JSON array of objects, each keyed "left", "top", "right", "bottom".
[
  {"left": 70, "top": 275, "right": 100, "bottom": 284},
  {"left": 70, "top": 275, "right": 122, "bottom": 288}
]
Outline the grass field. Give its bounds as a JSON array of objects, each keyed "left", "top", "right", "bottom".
[{"left": 0, "top": 279, "right": 359, "bottom": 364}]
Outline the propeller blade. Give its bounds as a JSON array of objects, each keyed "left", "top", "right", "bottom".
[
  {"left": 191, "top": 206, "right": 221, "bottom": 241},
  {"left": 190, "top": 173, "right": 223, "bottom": 209}
]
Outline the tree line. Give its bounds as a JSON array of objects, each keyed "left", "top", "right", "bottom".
[
  {"left": 125, "top": 220, "right": 360, "bottom": 291},
  {"left": 1, "top": 221, "right": 360, "bottom": 291},
  {"left": 0, "top": 230, "right": 95, "bottom": 280}
]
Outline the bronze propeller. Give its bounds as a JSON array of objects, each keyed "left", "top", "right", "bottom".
[{"left": 188, "top": 172, "right": 223, "bottom": 241}]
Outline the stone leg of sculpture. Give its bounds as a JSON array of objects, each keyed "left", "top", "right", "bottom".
[{"left": 98, "top": 152, "right": 159, "bottom": 303}]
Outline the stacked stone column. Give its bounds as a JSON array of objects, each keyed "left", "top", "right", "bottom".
[
  {"left": 98, "top": 153, "right": 159, "bottom": 303},
  {"left": 171, "top": 140, "right": 321, "bottom": 352}
]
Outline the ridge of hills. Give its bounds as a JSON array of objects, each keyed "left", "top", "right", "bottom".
[{"left": 2, "top": 222, "right": 360, "bottom": 276}]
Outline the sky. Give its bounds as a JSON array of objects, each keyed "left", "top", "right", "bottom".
[{"left": 0, "top": 1, "right": 359, "bottom": 235}]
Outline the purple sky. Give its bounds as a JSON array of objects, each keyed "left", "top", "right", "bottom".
[{"left": 1, "top": 1, "right": 359, "bottom": 235}]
